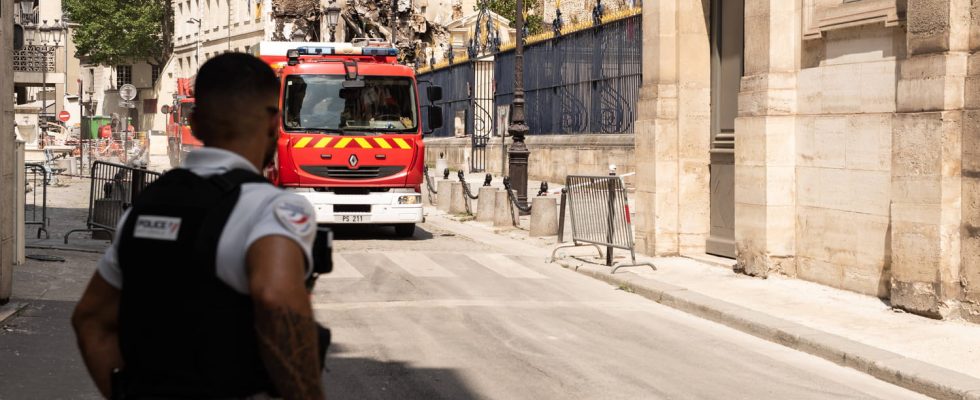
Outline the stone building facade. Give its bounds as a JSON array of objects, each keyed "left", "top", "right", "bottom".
[
  {"left": 634, "top": 0, "right": 980, "bottom": 323},
  {"left": 2, "top": 0, "right": 16, "bottom": 303}
]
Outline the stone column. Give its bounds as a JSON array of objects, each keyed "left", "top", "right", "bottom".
[
  {"left": 890, "top": 0, "right": 970, "bottom": 319},
  {"left": 633, "top": 0, "right": 711, "bottom": 256},
  {"left": 963, "top": 0, "right": 980, "bottom": 322},
  {"left": 733, "top": 0, "right": 800, "bottom": 277},
  {"left": 1, "top": 0, "right": 15, "bottom": 303}
]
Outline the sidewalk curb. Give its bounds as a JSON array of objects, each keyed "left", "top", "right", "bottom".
[
  {"left": 558, "top": 259, "right": 980, "bottom": 400},
  {"left": 0, "top": 302, "right": 27, "bottom": 325}
]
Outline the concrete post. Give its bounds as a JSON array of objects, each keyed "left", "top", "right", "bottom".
[
  {"left": 449, "top": 182, "right": 467, "bottom": 214},
  {"left": 529, "top": 197, "right": 558, "bottom": 237},
  {"left": 493, "top": 190, "right": 513, "bottom": 227},
  {"left": 476, "top": 187, "right": 497, "bottom": 221},
  {"left": 14, "top": 142, "right": 24, "bottom": 266},
  {"left": 436, "top": 180, "right": 452, "bottom": 212}
]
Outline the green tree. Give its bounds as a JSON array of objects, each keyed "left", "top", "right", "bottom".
[
  {"left": 483, "top": 0, "right": 545, "bottom": 35},
  {"left": 64, "top": 0, "right": 172, "bottom": 68}
]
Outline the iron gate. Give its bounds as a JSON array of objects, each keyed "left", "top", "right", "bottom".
[
  {"left": 419, "top": 57, "right": 496, "bottom": 172},
  {"left": 471, "top": 57, "right": 495, "bottom": 172}
]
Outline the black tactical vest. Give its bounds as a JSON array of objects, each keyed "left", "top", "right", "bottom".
[{"left": 117, "top": 168, "right": 275, "bottom": 398}]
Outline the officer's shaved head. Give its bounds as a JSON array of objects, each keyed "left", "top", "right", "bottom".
[{"left": 192, "top": 53, "right": 279, "bottom": 145}]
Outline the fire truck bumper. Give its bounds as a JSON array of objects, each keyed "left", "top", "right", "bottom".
[{"left": 288, "top": 190, "right": 424, "bottom": 225}]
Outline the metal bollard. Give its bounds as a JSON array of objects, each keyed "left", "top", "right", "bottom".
[
  {"left": 437, "top": 180, "right": 452, "bottom": 212},
  {"left": 493, "top": 190, "right": 512, "bottom": 227},
  {"left": 449, "top": 181, "right": 467, "bottom": 214},
  {"left": 476, "top": 187, "right": 497, "bottom": 222},
  {"left": 529, "top": 197, "right": 558, "bottom": 237}
]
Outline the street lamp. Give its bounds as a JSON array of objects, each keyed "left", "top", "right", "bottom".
[
  {"left": 18, "top": 0, "right": 35, "bottom": 23},
  {"left": 187, "top": 18, "right": 202, "bottom": 68},
  {"left": 507, "top": 0, "right": 531, "bottom": 209},
  {"left": 325, "top": 6, "right": 341, "bottom": 42},
  {"left": 24, "top": 18, "right": 67, "bottom": 148}
]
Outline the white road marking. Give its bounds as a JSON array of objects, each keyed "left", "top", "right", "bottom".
[
  {"left": 386, "top": 252, "right": 456, "bottom": 278},
  {"left": 472, "top": 254, "right": 548, "bottom": 279},
  {"left": 322, "top": 254, "right": 364, "bottom": 279}
]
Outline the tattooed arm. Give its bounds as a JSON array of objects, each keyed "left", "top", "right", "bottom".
[{"left": 247, "top": 236, "right": 325, "bottom": 400}]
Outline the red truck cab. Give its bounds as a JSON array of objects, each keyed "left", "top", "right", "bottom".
[
  {"left": 252, "top": 41, "right": 443, "bottom": 236},
  {"left": 162, "top": 78, "right": 203, "bottom": 167}
]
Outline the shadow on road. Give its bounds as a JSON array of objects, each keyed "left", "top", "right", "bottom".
[
  {"left": 325, "top": 344, "right": 481, "bottom": 400},
  {"left": 0, "top": 299, "right": 101, "bottom": 400}
]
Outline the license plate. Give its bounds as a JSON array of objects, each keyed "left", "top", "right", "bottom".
[{"left": 336, "top": 215, "right": 368, "bottom": 223}]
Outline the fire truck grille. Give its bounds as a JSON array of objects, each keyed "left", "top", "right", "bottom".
[{"left": 301, "top": 165, "right": 405, "bottom": 180}]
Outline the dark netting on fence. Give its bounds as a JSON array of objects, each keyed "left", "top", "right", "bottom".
[
  {"left": 496, "top": 14, "right": 642, "bottom": 135},
  {"left": 417, "top": 13, "right": 642, "bottom": 137},
  {"left": 419, "top": 62, "right": 474, "bottom": 138}
]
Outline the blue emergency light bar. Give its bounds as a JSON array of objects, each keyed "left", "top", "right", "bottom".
[{"left": 292, "top": 46, "right": 398, "bottom": 57}]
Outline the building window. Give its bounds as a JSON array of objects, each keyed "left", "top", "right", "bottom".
[
  {"left": 116, "top": 65, "right": 133, "bottom": 87},
  {"left": 152, "top": 64, "right": 162, "bottom": 84}
]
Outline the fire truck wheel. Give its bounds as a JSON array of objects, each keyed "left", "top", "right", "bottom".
[{"left": 394, "top": 224, "right": 416, "bottom": 238}]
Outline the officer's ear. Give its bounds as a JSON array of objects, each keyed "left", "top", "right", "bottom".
[{"left": 266, "top": 107, "right": 279, "bottom": 137}]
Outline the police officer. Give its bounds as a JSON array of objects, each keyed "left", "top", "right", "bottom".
[{"left": 72, "top": 53, "right": 325, "bottom": 399}]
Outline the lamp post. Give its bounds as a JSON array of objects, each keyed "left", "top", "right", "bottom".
[
  {"left": 325, "top": 6, "right": 341, "bottom": 42},
  {"left": 187, "top": 18, "right": 202, "bottom": 68},
  {"left": 23, "top": 17, "right": 67, "bottom": 149},
  {"left": 18, "top": 0, "right": 35, "bottom": 24},
  {"left": 507, "top": 0, "right": 530, "bottom": 209}
]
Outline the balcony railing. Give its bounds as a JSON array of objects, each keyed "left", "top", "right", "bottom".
[{"left": 17, "top": 10, "right": 39, "bottom": 25}]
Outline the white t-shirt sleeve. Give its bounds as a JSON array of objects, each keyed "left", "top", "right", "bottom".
[
  {"left": 96, "top": 209, "right": 130, "bottom": 289},
  {"left": 244, "top": 193, "right": 317, "bottom": 276}
]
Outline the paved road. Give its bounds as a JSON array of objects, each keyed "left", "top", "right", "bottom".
[
  {"left": 316, "top": 223, "right": 929, "bottom": 400},
  {"left": 0, "top": 219, "right": 931, "bottom": 399}
]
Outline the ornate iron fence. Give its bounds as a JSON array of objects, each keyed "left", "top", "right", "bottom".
[
  {"left": 419, "top": 62, "right": 474, "bottom": 138},
  {"left": 495, "top": 14, "right": 642, "bottom": 135},
  {"left": 418, "top": 12, "right": 641, "bottom": 138}
]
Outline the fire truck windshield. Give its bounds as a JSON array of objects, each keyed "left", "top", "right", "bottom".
[
  {"left": 179, "top": 102, "right": 193, "bottom": 126},
  {"left": 283, "top": 74, "right": 418, "bottom": 133}
]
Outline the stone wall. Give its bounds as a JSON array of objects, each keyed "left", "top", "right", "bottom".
[
  {"left": 793, "top": 25, "right": 904, "bottom": 297},
  {"left": 1, "top": 0, "right": 15, "bottom": 303},
  {"left": 423, "top": 134, "right": 635, "bottom": 185}
]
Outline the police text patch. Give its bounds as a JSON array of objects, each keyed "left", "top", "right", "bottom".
[{"left": 133, "top": 215, "right": 182, "bottom": 241}]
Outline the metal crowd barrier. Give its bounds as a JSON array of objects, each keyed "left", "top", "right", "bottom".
[
  {"left": 24, "top": 163, "right": 50, "bottom": 239},
  {"left": 551, "top": 175, "right": 655, "bottom": 273},
  {"left": 64, "top": 161, "right": 162, "bottom": 243}
]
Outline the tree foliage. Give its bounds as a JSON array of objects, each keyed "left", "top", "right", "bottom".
[
  {"left": 64, "top": 0, "right": 172, "bottom": 66},
  {"left": 484, "top": 0, "right": 545, "bottom": 35}
]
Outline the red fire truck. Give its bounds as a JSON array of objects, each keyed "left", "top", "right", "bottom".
[
  {"left": 252, "top": 41, "right": 443, "bottom": 236},
  {"left": 162, "top": 77, "right": 203, "bottom": 167}
]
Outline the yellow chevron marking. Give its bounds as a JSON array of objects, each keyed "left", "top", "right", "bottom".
[
  {"left": 313, "top": 138, "right": 333, "bottom": 148},
  {"left": 392, "top": 138, "right": 412, "bottom": 149},
  {"left": 354, "top": 138, "right": 373, "bottom": 149},
  {"left": 373, "top": 138, "right": 393, "bottom": 149},
  {"left": 334, "top": 138, "right": 353, "bottom": 148},
  {"left": 293, "top": 137, "right": 313, "bottom": 148}
]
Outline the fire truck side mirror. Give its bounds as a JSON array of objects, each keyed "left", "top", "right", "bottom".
[
  {"left": 427, "top": 86, "right": 443, "bottom": 103},
  {"left": 426, "top": 106, "right": 443, "bottom": 133},
  {"left": 160, "top": 105, "right": 171, "bottom": 115}
]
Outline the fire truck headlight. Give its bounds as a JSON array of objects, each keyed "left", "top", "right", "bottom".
[{"left": 398, "top": 195, "right": 421, "bottom": 205}]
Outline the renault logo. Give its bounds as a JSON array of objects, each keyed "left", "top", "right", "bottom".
[{"left": 348, "top": 154, "right": 359, "bottom": 168}]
